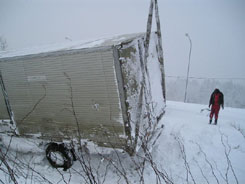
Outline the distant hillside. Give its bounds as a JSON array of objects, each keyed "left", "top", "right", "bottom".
[{"left": 166, "top": 76, "right": 245, "bottom": 108}]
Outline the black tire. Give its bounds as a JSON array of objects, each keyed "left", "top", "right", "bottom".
[{"left": 46, "top": 143, "right": 73, "bottom": 171}]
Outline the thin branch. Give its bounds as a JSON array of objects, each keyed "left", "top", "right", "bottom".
[
  {"left": 0, "top": 150, "right": 18, "bottom": 184},
  {"left": 195, "top": 143, "right": 220, "bottom": 184},
  {"left": 231, "top": 123, "right": 245, "bottom": 139},
  {"left": 64, "top": 72, "right": 82, "bottom": 148},
  {"left": 20, "top": 85, "right": 46, "bottom": 123},
  {"left": 0, "top": 135, "right": 13, "bottom": 167},
  {"left": 219, "top": 130, "right": 239, "bottom": 184},
  {"left": 174, "top": 135, "right": 196, "bottom": 184},
  {"left": 193, "top": 158, "right": 210, "bottom": 184}
]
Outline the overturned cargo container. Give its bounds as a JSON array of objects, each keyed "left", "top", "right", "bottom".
[{"left": 0, "top": 33, "right": 165, "bottom": 154}]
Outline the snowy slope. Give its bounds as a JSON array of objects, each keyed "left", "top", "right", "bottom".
[
  {"left": 0, "top": 101, "right": 244, "bottom": 183},
  {"left": 155, "top": 101, "right": 245, "bottom": 184}
]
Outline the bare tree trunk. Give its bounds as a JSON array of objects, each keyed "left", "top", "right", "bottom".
[
  {"left": 154, "top": 0, "right": 166, "bottom": 103},
  {"left": 0, "top": 71, "right": 18, "bottom": 133},
  {"left": 144, "top": 0, "right": 154, "bottom": 64}
]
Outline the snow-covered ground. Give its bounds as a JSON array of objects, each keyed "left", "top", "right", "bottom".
[
  {"left": 0, "top": 101, "right": 244, "bottom": 183},
  {"left": 157, "top": 101, "right": 245, "bottom": 184}
]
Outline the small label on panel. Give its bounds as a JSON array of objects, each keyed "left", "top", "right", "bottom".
[{"left": 27, "top": 76, "right": 47, "bottom": 82}]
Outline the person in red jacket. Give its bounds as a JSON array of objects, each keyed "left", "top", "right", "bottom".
[{"left": 209, "top": 88, "right": 224, "bottom": 125}]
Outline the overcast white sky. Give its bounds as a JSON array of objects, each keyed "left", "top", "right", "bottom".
[{"left": 0, "top": 0, "right": 244, "bottom": 78}]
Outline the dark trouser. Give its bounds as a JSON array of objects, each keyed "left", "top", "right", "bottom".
[{"left": 210, "top": 105, "right": 220, "bottom": 123}]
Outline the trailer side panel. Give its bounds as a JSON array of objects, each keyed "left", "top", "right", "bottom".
[{"left": 0, "top": 47, "right": 126, "bottom": 147}]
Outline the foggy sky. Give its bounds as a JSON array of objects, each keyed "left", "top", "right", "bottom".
[{"left": 0, "top": 0, "right": 244, "bottom": 78}]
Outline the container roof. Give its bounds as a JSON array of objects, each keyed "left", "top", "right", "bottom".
[{"left": 0, "top": 33, "right": 145, "bottom": 59}]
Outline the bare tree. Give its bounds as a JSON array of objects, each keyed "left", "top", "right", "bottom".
[{"left": 0, "top": 37, "right": 7, "bottom": 51}]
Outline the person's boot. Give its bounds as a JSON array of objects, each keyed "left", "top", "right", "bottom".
[
  {"left": 209, "top": 119, "right": 212, "bottom": 124},
  {"left": 214, "top": 119, "right": 217, "bottom": 125}
]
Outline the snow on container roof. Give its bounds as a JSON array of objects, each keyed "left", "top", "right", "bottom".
[{"left": 0, "top": 33, "right": 144, "bottom": 59}]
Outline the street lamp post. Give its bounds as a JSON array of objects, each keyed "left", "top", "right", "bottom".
[{"left": 184, "top": 33, "right": 192, "bottom": 103}]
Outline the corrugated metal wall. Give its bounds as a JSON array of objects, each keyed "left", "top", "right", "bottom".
[{"left": 0, "top": 47, "right": 125, "bottom": 146}]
